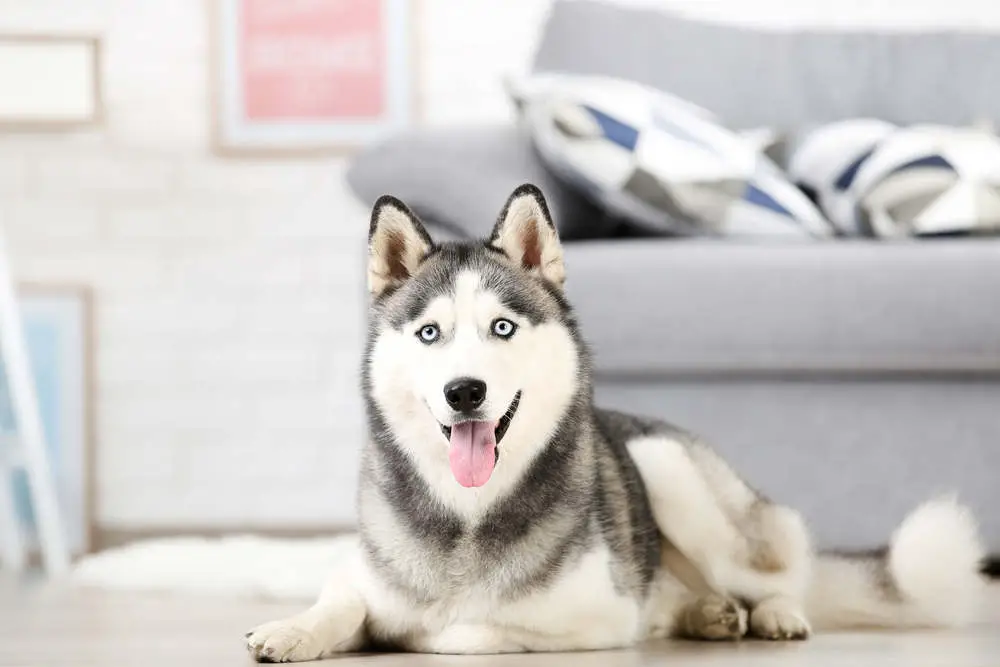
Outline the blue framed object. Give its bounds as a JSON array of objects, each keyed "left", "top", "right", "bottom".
[{"left": 1, "top": 287, "right": 91, "bottom": 555}]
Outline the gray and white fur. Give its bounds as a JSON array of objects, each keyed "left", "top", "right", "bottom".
[{"left": 246, "top": 184, "right": 986, "bottom": 661}]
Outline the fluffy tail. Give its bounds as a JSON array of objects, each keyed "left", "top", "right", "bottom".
[{"left": 805, "top": 496, "right": 986, "bottom": 630}]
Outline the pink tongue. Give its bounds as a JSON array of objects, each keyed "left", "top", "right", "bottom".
[{"left": 448, "top": 421, "right": 498, "bottom": 488}]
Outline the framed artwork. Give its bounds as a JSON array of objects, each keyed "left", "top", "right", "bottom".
[
  {"left": 212, "top": 0, "right": 418, "bottom": 155},
  {"left": 0, "top": 35, "right": 102, "bottom": 129},
  {"left": 2, "top": 286, "right": 93, "bottom": 556}
]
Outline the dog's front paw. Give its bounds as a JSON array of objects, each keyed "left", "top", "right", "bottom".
[
  {"left": 245, "top": 617, "right": 327, "bottom": 663},
  {"left": 749, "top": 597, "right": 811, "bottom": 641},
  {"left": 244, "top": 596, "right": 366, "bottom": 662},
  {"left": 677, "top": 593, "right": 748, "bottom": 641}
]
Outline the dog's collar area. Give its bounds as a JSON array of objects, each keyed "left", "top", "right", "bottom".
[{"left": 440, "top": 390, "right": 522, "bottom": 457}]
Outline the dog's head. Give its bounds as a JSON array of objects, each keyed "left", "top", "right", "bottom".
[{"left": 363, "top": 185, "right": 585, "bottom": 493}]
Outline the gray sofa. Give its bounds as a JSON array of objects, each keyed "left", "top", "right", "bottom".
[{"left": 349, "top": 0, "right": 1000, "bottom": 551}]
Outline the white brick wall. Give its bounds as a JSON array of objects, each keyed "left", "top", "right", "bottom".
[
  {"left": 2, "top": 0, "right": 994, "bottom": 533},
  {"left": 0, "top": 0, "right": 544, "bottom": 532}
]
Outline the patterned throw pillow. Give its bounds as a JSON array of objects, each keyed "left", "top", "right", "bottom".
[
  {"left": 789, "top": 121, "right": 1000, "bottom": 237},
  {"left": 787, "top": 119, "right": 898, "bottom": 235},
  {"left": 507, "top": 73, "right": 833, "bottom": 238}
]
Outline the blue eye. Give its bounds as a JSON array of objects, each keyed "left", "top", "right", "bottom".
[
  {"left": 417, "top": 324, "right": 440, "bottom": 344},
  {"left": 492, "top": 318, "right": 517, "bottom": 339}
]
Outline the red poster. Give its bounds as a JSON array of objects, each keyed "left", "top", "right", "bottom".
[{"left": 240, "top": 0, "right": 385, "bottom": 120}]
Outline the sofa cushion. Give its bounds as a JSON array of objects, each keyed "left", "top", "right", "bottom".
[
  {"left": 565, "top": 238, "right": 1000, "bottom": 376},
  {"left": 535, "top": 1, "right": 1000, "bottom": 130},
  {"left": 345, "top": 124, "right": 621, "bottom": 240}
]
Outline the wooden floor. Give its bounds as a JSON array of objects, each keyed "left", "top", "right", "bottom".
[{"left": 3, "top": 576, "right": 999, "bottom": 666}]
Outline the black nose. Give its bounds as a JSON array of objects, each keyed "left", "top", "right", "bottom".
[{"left": 444, "top": 378, "right": 487, "bottom": 412}]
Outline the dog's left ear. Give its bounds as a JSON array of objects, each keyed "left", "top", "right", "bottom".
[
  {"left": 489, "top": 184, "right": 566, "bottom": 288},
  {"left": 368, "top": 195, "right": 433, "bottom": 297}
]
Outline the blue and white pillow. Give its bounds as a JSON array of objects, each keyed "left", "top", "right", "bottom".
[
  {"left": 787, "top": 119, "right": 898, "bottom": 235},
  {"left": 790, "top": 120, "right": 1000, "bottom": 237},
  {"left": 507, "top": 73, "right": 833, "bottom": 238}
]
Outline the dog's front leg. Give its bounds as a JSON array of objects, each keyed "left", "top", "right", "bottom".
[
  {"left": 627, "top": 437, "right": 745, "bottom": 590},
  {"left": 245, "top": 561, "right": 366, "bottom": 663}
]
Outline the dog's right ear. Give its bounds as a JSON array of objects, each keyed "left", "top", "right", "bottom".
[
  {"left": 489, "top": 184, "right": 566, "bottom": 288},
  {"left": 368, "top": 196, "right": 433, "bottom": 298}
]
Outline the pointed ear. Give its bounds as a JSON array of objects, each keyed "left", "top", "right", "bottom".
[
  {"left": 368, "top": 195, "right": 433, "bottom": 297},
  {"left": 489, "top": 184, "right": 566, "bottom": 287}
]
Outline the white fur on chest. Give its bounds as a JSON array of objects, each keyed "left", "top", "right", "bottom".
[{"left": 361, "top": 543, "right": 645, "bottom": 652}]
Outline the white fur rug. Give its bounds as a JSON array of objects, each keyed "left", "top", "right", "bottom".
[{"left": 71, "top": 534, "right": 358, "bottom": 601}]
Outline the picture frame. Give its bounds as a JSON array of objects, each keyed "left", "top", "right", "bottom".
[
  {"left": 0, "top": 34, "right": 103, "bottom": 129},
  {"left": 211, "top": 0, "right": 419, "bottom": 156},
  {"left": 3, "top": 285, "right": 94, "bottom": 556}
]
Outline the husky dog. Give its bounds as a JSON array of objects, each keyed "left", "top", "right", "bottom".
[{"left": 246, "top": 184, "right": 985, "bottom": 661}]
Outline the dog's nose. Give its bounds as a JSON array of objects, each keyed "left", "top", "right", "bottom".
[{"left": 444, "top": 378, "right": 487, "bottom": 412}]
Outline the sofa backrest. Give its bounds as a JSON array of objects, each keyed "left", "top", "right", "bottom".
[{"left": 533, "top": 0, "right": 1000, "bottom": 129}]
